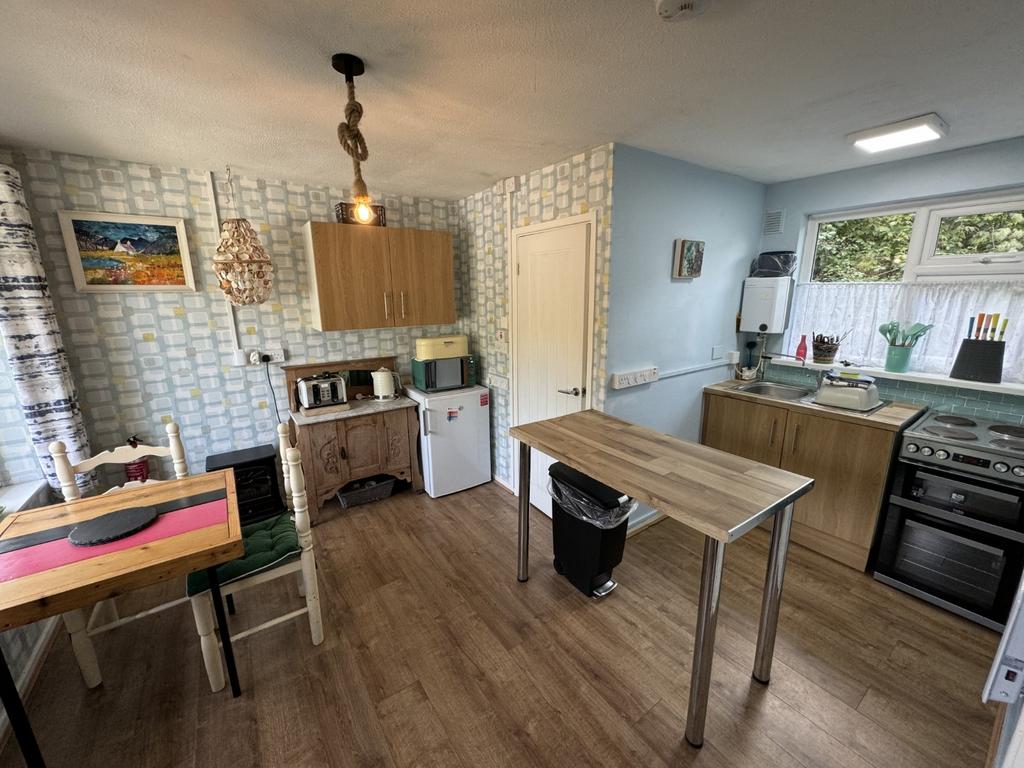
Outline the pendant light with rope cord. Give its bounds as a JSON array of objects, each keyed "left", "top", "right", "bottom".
[{"left": 334, "top": 53, "right": 375, "bottom": 224}]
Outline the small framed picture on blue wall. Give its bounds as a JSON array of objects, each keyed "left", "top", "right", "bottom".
[{"left": 672, "top": 238, "right": 704, "bottom": 279}]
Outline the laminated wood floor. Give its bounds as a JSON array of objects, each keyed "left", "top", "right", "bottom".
[{"left": 0, "top": 482, "right": 998, "bottom": 767}]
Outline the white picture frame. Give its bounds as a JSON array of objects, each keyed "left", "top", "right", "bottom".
[{"left": 57, "top": 210, "right": 196, "bottom": 293}]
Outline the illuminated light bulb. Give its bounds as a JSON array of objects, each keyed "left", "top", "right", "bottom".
[{"left": 354, "top": 200, "right": 374, "bottom": 223}]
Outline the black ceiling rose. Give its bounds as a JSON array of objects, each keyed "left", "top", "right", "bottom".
[{"left": 332, "top": 53, "right": 365, "bottom": 83}]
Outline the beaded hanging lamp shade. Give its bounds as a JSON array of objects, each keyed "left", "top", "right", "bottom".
[{"left": 213, "top": 218, "right": 274, "bottom": 306}]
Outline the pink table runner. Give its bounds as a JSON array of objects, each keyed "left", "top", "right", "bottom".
[{"left": 0, "top": 499, "right": 228, "bottom": 583}]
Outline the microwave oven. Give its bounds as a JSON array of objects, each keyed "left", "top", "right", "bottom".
[{"left": 411, "top": 356, "right": 477, "bottom": 392}]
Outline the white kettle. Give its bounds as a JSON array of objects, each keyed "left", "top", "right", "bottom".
[{"left": 371, "top": 367, "right": 402, "bottom": 401}]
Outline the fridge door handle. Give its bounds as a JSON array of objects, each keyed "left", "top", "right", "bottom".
[{"left": 421, "top": 408, "right": 431, "bottom": 436}]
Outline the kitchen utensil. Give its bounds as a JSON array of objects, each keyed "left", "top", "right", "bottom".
[
  {"left": 999, "top": 317, "right": 1009, "bottom": 341},
  {"left": 296, "top": 373, "right": 347, "bottom": 409},
  {"left": 976, "top": 313, "right": 987, "bottom": 340},
  {"left": 967, "top": 317, "right": 975, "bottom": 339},
  {"left": 371, "top": 367, "right": 401, "bottom": 400},
  {"left": 988, "top": 313, "right": 1000, "bottom": 340}
]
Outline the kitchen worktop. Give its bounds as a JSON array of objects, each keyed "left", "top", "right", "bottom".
[
  {"left": 289, "top": 395, "right": 417, "bottom": 426},
  {"left": 705, "top": 379, "right": 925, "bottom": 431},
  {"left": 510, "top": 409, "right": 813, "bottom": 543}
]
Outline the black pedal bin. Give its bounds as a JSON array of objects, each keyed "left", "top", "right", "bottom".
[{"left": 549, "top": 463, "right": 629, "bottom": 597}]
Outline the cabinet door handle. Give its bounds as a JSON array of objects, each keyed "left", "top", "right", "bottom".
[
  {"left": 340, "top": 446, "right": 348, "bottom": 460},
  {"left": 768, "top": 419, "right": 776, "bottom": 447},
  {"left": 791, "top": 425, "right": 800, "bottom": 454},
  {"left": 383, "top": 292, "right": 389, "bottom": 320},
  {"left": 400, "top": 291, "right": 407, "bottom": 319}
]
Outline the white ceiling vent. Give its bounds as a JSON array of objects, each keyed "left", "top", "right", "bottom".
[{"left": 762, "top": 209, "right": 785, "bottom": 236}]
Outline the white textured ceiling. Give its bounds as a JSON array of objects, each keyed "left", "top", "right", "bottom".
[{"left": 2, "top": 0, "right": 1023, "bottom": 198}]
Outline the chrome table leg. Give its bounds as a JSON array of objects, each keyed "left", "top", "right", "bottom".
[
  {"left": 684, "top": 536, "right": 725, "bottom": 748},
  {"left": 753, "top": 502, "right": 794, "bottom": 684},
  {"left": 517, "top": 442, "right": 531, "bottom": 582}
]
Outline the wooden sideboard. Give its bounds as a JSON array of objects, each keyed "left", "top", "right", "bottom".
[{"left": 283, "top": 357, "right": 423, "bottom": 522}]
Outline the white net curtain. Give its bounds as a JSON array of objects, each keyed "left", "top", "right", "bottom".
[{"left": 783, "top": 281, "right": 1024, "bottom": 383}]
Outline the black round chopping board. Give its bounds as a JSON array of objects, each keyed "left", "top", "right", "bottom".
[{"left": 68, "top": 506, "right": 158, "bottom": 547}]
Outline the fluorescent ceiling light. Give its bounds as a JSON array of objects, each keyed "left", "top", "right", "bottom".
[{"left": 848, "top": 113, "right": 948, "bottom": 154}]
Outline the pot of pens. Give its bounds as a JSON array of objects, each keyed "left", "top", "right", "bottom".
[{"left": 950, "top": 312, "right": 1008, "bottom": 383}]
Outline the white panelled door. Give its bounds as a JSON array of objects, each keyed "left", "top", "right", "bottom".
[{"left": 512, "top": 216, "right": 593, "bottom": 517}]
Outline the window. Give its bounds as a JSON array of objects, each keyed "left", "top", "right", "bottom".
[
  {"left": 800, "top": 191, "right": 1024, "bottom": 283},
  {"left": 810, "top": 213, "right": 914, "bottom": 283}
]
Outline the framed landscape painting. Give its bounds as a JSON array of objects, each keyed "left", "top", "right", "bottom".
[
  {"left": 672, "top": 238, "right": 705, "bottom": 279},
  {"left": 57, "top": 211, "right": 195, "bottom": 292}
]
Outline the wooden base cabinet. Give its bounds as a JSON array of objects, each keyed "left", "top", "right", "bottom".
[
  {"left": 702, "top": 391, "right": 898, "bottom": 570},
  {"left": 291, "top": 405, "right": 423, "bottom": 523}
]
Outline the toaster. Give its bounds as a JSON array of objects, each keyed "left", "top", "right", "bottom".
[{"left": 296, "top": 373, "right": 347, "bottom": 409}]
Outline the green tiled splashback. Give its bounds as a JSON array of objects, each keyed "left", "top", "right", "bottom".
[{"left": 765, "top": 363, "right": 1024, "bottom": 425}]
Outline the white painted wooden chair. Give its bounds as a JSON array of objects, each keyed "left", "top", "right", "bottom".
[
  {"left": 189, "top": 436, "right": 324, "bottom": 692},
  {"left": 48, "top": 422, "right": 189, "bottom": 688}
]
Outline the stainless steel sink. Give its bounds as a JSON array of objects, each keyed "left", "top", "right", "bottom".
[{"left": 735, "top": 382, "right": 813, "bottom": 401}]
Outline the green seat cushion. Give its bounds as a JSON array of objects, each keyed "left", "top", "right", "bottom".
[{"left": 187, "top": 514, "right": 301, "bottom": 596}]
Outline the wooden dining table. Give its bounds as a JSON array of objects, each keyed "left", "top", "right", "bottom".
[
  {"left": 509, "top": 410, "right": 815, "bottom": 748},
  {"left": 0, "top": 470, "right": 245, "bottom": 767}
]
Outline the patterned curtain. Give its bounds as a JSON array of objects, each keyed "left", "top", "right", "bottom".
[{"left": 0, "top": 164, "right": 95, "bottom": 493}]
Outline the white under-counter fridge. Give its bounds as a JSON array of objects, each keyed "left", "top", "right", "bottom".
[{"left": 404, "top": 384, "right": 491, "bottom": 498}]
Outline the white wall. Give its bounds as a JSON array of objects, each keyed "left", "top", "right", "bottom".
[
  {"left": 760, "top": 136, "right": 1024, "bottom": 256},
  {"left": 605, "top": 145, "right": 765, "bottom": 439}
]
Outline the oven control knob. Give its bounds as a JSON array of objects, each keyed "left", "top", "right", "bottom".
[
  {"left": 994, "top": 462, "right": 1009, "bottom": 473},
  {"left": 920, "top": 446, "right": 934, "bottom": 456},
  {"left": 905, "top": 443, "right": 919, "bottom": 453},
  {"left": 1013, "top": 466, "right": 1024, "bottom": 477},
  {"left": 934, "top": 449, "right": 949, "bottom": 460}
]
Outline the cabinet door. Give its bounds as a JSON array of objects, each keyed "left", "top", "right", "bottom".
[
  {"left": 306, "top": 222, "right": 394, "bottom": 330},
  {"left": 387, "top": 228, "right": 456, "bottom": 326},
  {"left": 383, "top": 409, "right": 411, "bottom": 473},
  {"left": 342, "top": 414, "right": 385, "bottom": 478},
  {"left": 701, "top": 394, "right": 787, "bottom": 467},
  {"left": 309, "top": 422, "right": 349, "bottom": 499},
  {"left": 780, "top": 411, "right": 892, "bottom": 549}
]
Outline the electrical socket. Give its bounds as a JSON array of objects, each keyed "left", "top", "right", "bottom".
[
  {"left": 610, "top": 367, "right": 659, "bottom": 389},
  {"left": 711, "top": 344, "right": 724, "bottom": 360},
  {"left": 264, "top": 349, "right": 287, "bottom": 364}
]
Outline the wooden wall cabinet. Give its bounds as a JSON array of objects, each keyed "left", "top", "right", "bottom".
[
  {"left": 303, "top": 221, "right": 455, "bottom": 331},
  {"left": 701, "top": 390, "right": 900, "bottom": 570}
]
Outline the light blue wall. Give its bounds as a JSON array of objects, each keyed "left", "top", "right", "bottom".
[
  {"left": 760, "top": 136, "right": 1024, "bottom": 255},
  {"left": 605, "top": 145, "right": 765, "bottom": 440}
]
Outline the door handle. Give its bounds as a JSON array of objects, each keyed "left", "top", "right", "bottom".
[
  {"left": 422, "top": 408, "right": 431, "bottom": 436},
  {"left": 383, "top": 292, "right": 389, "bottom": 320},
  {"left": 400, "top": 291, "right": 407, "bottom": 319},
  {"left": 340, "top": 446, "right": 348, "bottom": 460},
  {"left": 768, "top": 419, "right": 776, "bottom": 448},
  {"left": 557, "top": 387, "right": 581, "bottom": 396},
  {"left": 791, "top": 425, "right": 800, "bottom": 454}
]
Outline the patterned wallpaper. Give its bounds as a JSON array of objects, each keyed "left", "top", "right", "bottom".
[
  {"left": 0, "top": 147, "right": 463, "bottom": 480},
  {"left": 459, "top": 144, "right": 614, "bottom": 484}
]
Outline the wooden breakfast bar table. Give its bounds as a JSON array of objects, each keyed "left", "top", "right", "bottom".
[
  {"left": 509, "top": 410, "right": 814, "bottom": 748},
  {"left": 0, "top": 470, "right": 245, "bottom": 767}
]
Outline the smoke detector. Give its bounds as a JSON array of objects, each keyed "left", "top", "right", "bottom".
[{"left": 656, "top": 0, "right": 707, "bottom": 21}]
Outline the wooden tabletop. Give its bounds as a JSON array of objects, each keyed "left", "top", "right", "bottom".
[
  {"left": 0, "top": 470, "right": 242, "bottom": 632},
  {"left": 510, "top": 410, "right": 814, "bottom": 543}
]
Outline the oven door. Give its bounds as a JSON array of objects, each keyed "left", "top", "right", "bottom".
[{"left": 875, "top": 495, "right": 1024, "bottom": 630}]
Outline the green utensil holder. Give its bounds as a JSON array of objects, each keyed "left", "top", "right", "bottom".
[{"left": 885, "top": 345, "right": 913, "bottom": 373}]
